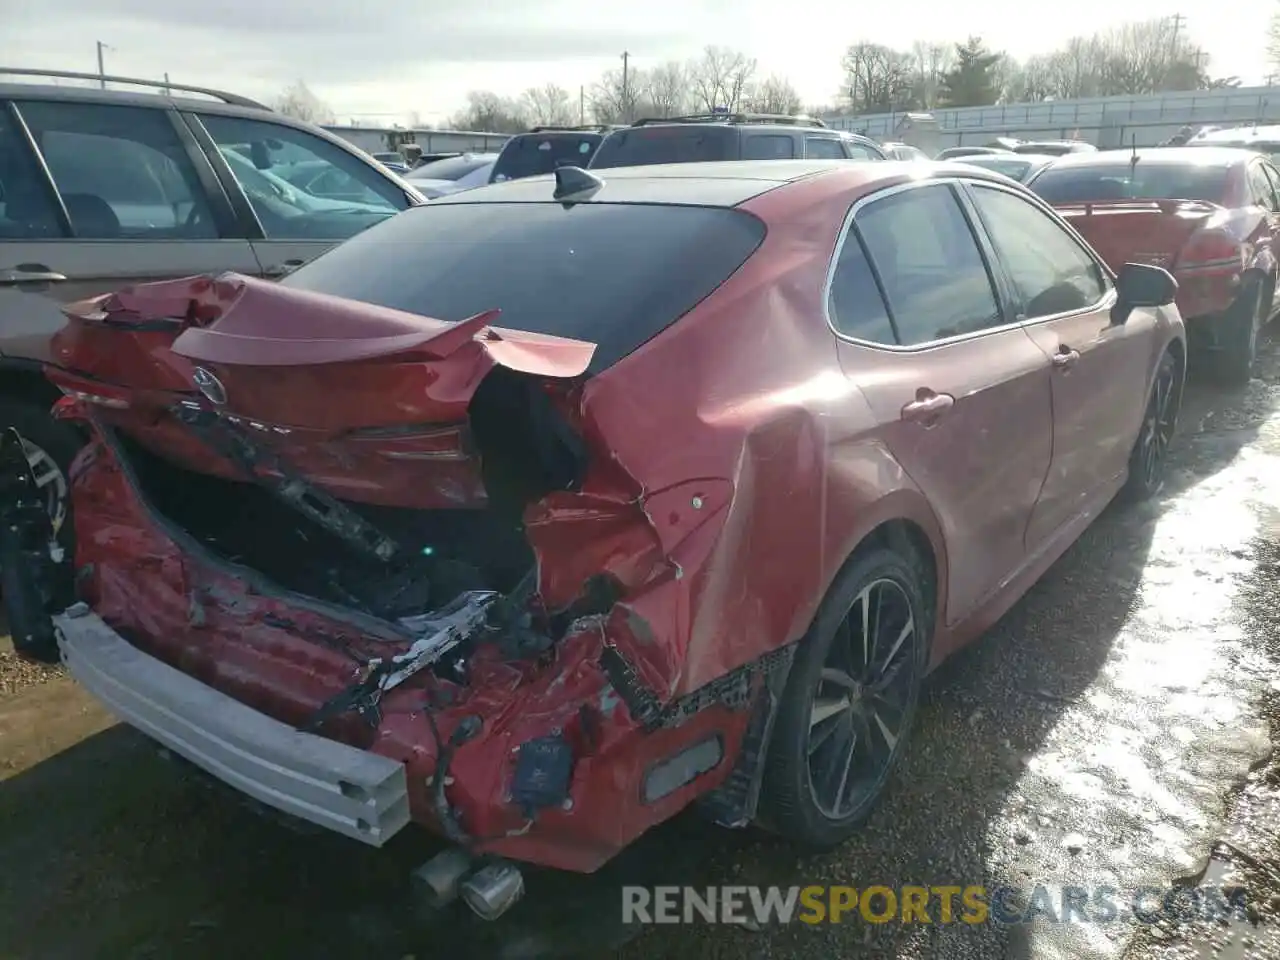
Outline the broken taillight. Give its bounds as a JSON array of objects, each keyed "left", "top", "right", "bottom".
[{"left": 1174, "top": 230, "right": 1245, "bottom": 274}]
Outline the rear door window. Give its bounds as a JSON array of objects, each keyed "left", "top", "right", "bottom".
[
  {"left": 196, "top": 113, "right": 408, "bottom": 241},
  {"left": 805, "top": 137, "right": 846, "bottom": 160},
  {"left": 280, "top": 201, "right": 765, "bottom": 371},
  {"left": 843, "top": 141, "right": 882, "bottom": 160},
  {"left": 828, "top": 228, "right": 896, "bottom": 343},
  {"left": 589, "top": 126, "right": 735, "bottom": 168},
  {"left": 491, "top": 134, "right": 601, "bottom": 182},
  {"left": 853, "top": 183, "right": 1002, "bottom": 345},
  {"left": 17, "top": 100, "right": 216, "bottom": 239},
  {"left": 742, "top": 134, "right": 795, "bottom": 160},
  {"left": 0, "top": 105, "right": 64, "bottom": 239}
]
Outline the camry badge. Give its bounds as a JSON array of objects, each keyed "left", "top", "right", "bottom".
[{"left": 192, "top": 366, "right": 227, "bottom": 406}]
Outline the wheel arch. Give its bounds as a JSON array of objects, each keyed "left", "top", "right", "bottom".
[
  {"left": 0, "top": 361, "right": 66, "bottom": 413},
  {"left": 825, "top": 489, "right": 948, "bottom": 663}
]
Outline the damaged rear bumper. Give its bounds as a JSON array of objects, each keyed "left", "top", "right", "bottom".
[{"left": 54, "top": 606, "right": 411, "bottom": 846}]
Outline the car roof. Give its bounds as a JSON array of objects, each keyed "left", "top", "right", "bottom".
[
  {"left": 0, "top": 74, "right": 270, "bottom": 113},
  {"left": 1044, "top": 146, "right": 1254, "bottom": 168},
  {"left": 964, "top": 153, "right": 1055, "bottom": 164},
  {"left": 1192, "top": 125, "right": 1280, "bottom": 143},
  {"left": 432, "top": 159, "right": 1008, "bottom": 209}
]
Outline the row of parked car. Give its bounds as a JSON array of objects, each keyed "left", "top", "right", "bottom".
[{"left": 2, "top": 68, "right": 1278, "bottom": 919}]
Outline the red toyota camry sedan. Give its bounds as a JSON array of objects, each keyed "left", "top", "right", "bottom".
[{"left": 4, "top": 158, "right": 1183, "bottom": 920}]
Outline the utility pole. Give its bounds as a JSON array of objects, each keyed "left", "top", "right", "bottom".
[
  {"left": 621, "top": 51, "right": 630, "bottom": 123},
  {"left": 96, "top": 41, "right": 110, "bottom": 88},
  {"left": 579, "top": 85, "right": 585, "bottom": 125},
  {"left": 1167, "top": 13, "right": 1186, "bottom": 60},
  {"left": 163, "top": 72, "right": 171, "bottom": 96}
]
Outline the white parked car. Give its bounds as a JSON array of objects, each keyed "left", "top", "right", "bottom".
[{"left": 406, "top": 152, "right": 499, "bottom": 199}]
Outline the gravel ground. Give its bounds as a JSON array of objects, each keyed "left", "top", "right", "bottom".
[
  {"left": 1, "top": 331, "right": 1279, "bottom": 960},
  {"left": 0, "top": 630, "right": 61, "bottom": 697}
]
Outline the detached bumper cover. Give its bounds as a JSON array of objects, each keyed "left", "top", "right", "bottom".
[{"left": 54, "top": 608, "right": 411, "bottom": 847}]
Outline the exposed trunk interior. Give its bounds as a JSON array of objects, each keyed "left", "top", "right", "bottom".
[
  {"left": 118, "top": 430, "right": 533, "bottom": 619},
  {"left": 107, "top": 369, "right": 589, "bottom": 626}
]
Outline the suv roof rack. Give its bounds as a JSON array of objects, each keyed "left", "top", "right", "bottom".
[
  {"left": 527, "top": 124, "right": 613, "bottom": 133},
  {"left": 631, "top": 112, "right": 827, "bottom": 129},
  {"left": 0, "top": 68, "right": 270, "bottom": 109}
]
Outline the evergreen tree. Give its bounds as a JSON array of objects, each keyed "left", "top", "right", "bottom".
[{"left": 940, "top": 37, "right": 1002, "bottom": 107}]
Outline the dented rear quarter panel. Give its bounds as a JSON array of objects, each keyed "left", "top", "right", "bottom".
[{"left": 557, "top": 170, "right": 948, "bottom": 698}]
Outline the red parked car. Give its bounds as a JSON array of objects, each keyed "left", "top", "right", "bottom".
[
  {"left": 4, "top": 160, "right": 1184, "bottom": 920},
  {"left": 1028, "top": 147, "right": 1280, "bottom": 383}
]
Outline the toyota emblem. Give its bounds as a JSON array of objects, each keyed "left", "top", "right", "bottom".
[{"left": 192, "top": 366, "right": 227, "bottom": 406}]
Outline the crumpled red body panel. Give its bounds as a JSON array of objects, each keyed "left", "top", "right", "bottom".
[
  {"left": 71, "top": 434, "right": 749, "bottom": 872},
  {"left": 55, "top": 171, "right": 960, "bottom": 872}
]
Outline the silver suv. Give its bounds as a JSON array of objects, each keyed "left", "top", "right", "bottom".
[{"left": 0, "top": 68, "right": 426, "bottom": 536}]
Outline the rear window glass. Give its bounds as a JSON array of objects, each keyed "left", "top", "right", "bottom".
[
  {"left": 589, "top": 127, "right": 735, "bottom": 168},
  {"left": 491, "top": 134, "right": 602, "bottom": 182},
  {"left": 280, "top": 202, "right": 766, "bottom": 371},
  {"left": 960, "top": 157, "right": 1033, "bottom": 180},
  {"left": 1030, "top": 162, "right": 1229, "bottom": 204}
]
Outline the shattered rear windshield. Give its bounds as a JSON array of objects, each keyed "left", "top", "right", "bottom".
[
  {"left": 1029, "top": 162, "right": 1229, "bottom": 204},
  {"left": 490, "top": 134, "right": 603, "bottom": 182},
  {"left": 589, "top": 126, "right": 735, "bottom": 168},
  {"left": 280, "top": 201, "right": 766, "bottom": 371}
]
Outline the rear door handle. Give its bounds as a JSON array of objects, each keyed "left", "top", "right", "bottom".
[
  {"left": 1052, "top": 347, "right": 1081, "bottom": 369},
  {"left": 0, "top": 264, "right": 67, "bottom": 285},
  {"left": 262, "top": 258, "right": 306, "bottom": 279},
  {"left": 901, "top": 389, "right": 955, "bottom": 425}
]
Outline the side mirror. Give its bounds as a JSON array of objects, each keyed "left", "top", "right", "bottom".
[{"left": 1111, "top": 262, "right": 1177, "bottom": 324}]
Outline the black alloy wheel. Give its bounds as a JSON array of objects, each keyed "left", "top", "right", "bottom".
[
  {"left": 1122, "top": 349, "right": 1181, "bottom": 502},
  {"left": 760, "top": 546, "right": 929, "bottom": 847}
]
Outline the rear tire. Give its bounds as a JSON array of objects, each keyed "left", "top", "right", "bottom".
[
  {"left": 1120, "top": 349, "right": 1181, "bottom": 503},
  {"left": 758, "top": 546, "right": 930, "bottom": 848},
  {"left": 0, "top": 398, "right": 82, "bottom": 549},
  {"left": 1212, "top": 284, "right": 1264, "bottom": 387}
]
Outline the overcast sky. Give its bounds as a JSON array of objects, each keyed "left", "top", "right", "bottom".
[{"left": 3, "top": 0, "right": 1274, "bottom": 125}]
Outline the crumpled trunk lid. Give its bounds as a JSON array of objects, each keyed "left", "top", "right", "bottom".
[{"left": 49, "top": 273, "right": 597, "bottom": 510}]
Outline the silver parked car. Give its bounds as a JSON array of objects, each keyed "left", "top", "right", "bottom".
[{"left": 0, "top": 67, "right": 427, "bottom": 538}]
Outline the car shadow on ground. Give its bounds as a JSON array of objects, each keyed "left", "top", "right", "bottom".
[{"left": 0, "top": 337, "right": 1275, "bottom": 960}]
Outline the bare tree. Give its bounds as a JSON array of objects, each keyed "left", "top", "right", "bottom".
[
  {"left": 522, "top": 83, "right": 576, "bottom": 127},
  {"left": 447, "top": 91, "right": 528, "bottom": 133},
  {"left": 1005, "top": 55, "right": 1057, "bottom": 102},
  {"left": 646, "top": 61, "right": 690, "bottom": 117},
  {"left": 274, "top": 81, "right": 335, "bottom": 124},
  {"left": 590, "top": 66, "right": 648, "bottom": 124},
  {"left": 749, "top": 75, "right": 803, "bottom": 115},
  {"left": 1271, "top": 3, "right": 1280, "bottom": 73},
  {"left": 909, "top": 41, "right": 953, "bottom": 108},
  {"left": 687, "top": 46, "right": 757, "bottom": 113},
  {"left": 841, "top": 42, "right": 914, "bottom": 113},
  {"left": 986, "top": 53, "right": 1019, "bottom": 104}
]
